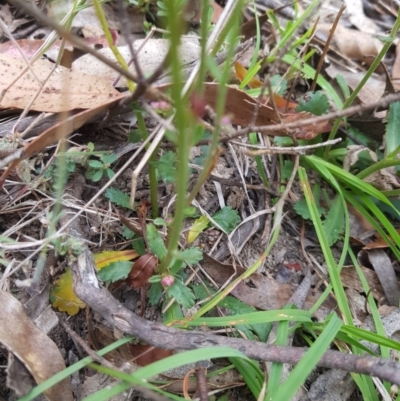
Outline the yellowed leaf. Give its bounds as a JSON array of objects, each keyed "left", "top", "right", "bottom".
[
  {"left": 188, "top": 216, "right": 209, "bottom": 244},
  {"left": 50, "top": 268, "right": 86, "bottom": 316},
  {"left": 94, "top": 249, "right": 139, "bottom": 269}
]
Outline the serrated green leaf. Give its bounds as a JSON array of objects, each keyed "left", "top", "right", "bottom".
[
  {"left": 148, "top": 282, "right": 163, "bottom": 305},
  {"left": 386, "top": 101, "right": 400, "bottom": 158},
  {"left": 88, "top": 160, "right": 104, "bottom": 168},
  {"left": 152, "top": 151, "right": 177, "bottom": 183},
  {"left": 212, "top": 206, "right": 241, "bottom": 233},
  {"left": 105, "top": 188, "right": 133, "bottom": 209},
  {"left": 178, "top": 247, "right": 203, "bottom": 265},
  {"left": 322, "top": 195, "right": 345, "bottom": 246},
  {"left": 168, "top": 280, "right": 195, "bottom": 308},
  {"left": 296, "top": 91, "right": 330, "bottom": 116},
  {"left": 146, "top": 224, "right": 167, "bottom": 261},
  {"left": 97, "top": 261, "right": 133, "bottom": 282}
]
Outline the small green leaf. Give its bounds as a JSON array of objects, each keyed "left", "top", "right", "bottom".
[
  {"left": 122, "top": 227, "right": 135, "bottom": 240},
  {"left": 163, "top": 300, "right": 184, "bottom": 323},
  {"left": 294, "top": 184, "right": 325, "bottom": 219},
  {"left": 132, "top": 238, "right": 146, "bottom": 255},
  {"left": 296, "top": 91, "right": 330, "bottom": 116},
  {"left": 322, "top": 195, "right": 345, "bottom": 246},
  {"left": 146, "top": 224, "right": 167, "bottom": 261},
  {"left": 212, "top": 206, "right": 241, "bottom": 233},
  {"left": 153, "top": 217, "right": 167, "bottom": 226},
  {"left": 102, "top": 153, "right": 117, "bottom": 164},
  {"left": 128, "top": 129, "right": 145, "bottom": 143},
  {"left": 88, "top": 160, "right": 104, "bottom": 168},
  {"left": 178, "top": 247, "right": 203, "bottom": 265},
  {"left": 152, "top": 151, "right": 177, "bottom": 183},
  {"left": 168, "top": 280, "right": 195, "bottom": 308},
  {"left": 105, "top": 168, "right": 114, "bottom": 179},
  {"left": 148, "top": 282, "right": 163, "bottom": 305},
  {"left": 91, "top": 170, "right": 104, "bottom": 182},
  {"left": 336, "top": 74, "right": 350, "bottom": 98},
  {"left": 282, "top": 160, "right": 294, "bottom": 180},
  {"left": 97, "top": 261, "right": 133, "bottom": 282},
  {"left": 148, "top": 275, "right": 162, "bottom": 283},
  {"left": 105, "top": 188, "right": 133, "bottom": 209}
]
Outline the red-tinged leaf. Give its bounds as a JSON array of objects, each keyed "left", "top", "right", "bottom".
[
  {"left": 128, "top": 344, "right": 174, "bottom": 366},
  {"left": 94, "top": 250, "right": 139, "bottom": 270},
  {"left": 126, "top": 254, "right": 157, "bottom": 288},
  {"left": 271, "top": 93, "right": 297, "bottom": 110},
  {"left": 283, "top": 262, "right": 302, "bottom": 271},
  {"left": 234, "top": 62, "right": 297, "bottom": 109},
  {"left": 50, "top": 269, "right": 86, "bottom": 316},
  {"left": 0, "top": 39, "right": 73, "bottom": 59}
]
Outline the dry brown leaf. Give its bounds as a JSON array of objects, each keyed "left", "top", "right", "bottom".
[
  {"left": 363, "top": 228, "right": 400, "bottom": 250},
  {"left": 318, "top": 23, "right": 383, "bottom": 66},
  {"left": 340, "top": 265, "right": 385, "bottom": 300},
  {"left": 0, "top": 289, "right": 73, "bottom": 400},
  {"left": 128, "top": 343, "right": 174, "bottom": 366},
  {"left": 359, "top": 249, "right": 400, "bottom": 306},
  {"left": 0, "top": 53, "right": 122, "bottom": 112},
  {"left": 202, "top": 83, "right": 279, "bottom": 126},
  {"left": 126, "top": 253, "right": 157, "bottom": 288},
  {"left": 201, "top": 254, "right": 335, "bottom": 320},
  {"left": 325, "top": 64, "right": 385, "bottom": 105}
]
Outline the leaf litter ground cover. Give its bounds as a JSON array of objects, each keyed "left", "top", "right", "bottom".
[{"left": 2, "top": 0, "right": 400, "bottom": 400}]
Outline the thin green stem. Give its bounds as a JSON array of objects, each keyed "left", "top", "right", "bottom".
[
  {"left": 160, "top": 1, "right": 190, "bottom": 272},
  {"left": 356, "top": 158, "right": 400, "bottom": 180}
]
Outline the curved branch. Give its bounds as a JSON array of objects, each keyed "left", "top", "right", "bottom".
[{"left": 70, "top": 246, "right": 400, "bottom": 386}]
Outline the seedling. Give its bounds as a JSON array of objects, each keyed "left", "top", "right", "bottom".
[{"left": 85, "top": 152, "right": 117, "bottom": 182}]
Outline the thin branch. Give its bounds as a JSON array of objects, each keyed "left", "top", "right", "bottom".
[{"left": 69, "top": 245, "right": 400, "bottom": 386}]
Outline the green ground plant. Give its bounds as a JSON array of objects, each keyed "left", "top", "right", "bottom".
[{"left": 18, "top": 0, "right": 400, "bottom": 400}]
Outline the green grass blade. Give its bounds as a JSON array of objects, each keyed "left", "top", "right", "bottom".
[
  {"left": 266, "top": 318, "right": 289, "bottom": 399},
  {"left": 230, "top": 357, "right": 264, "bottom": 398},
  {"left": 18, "top": 337, "right": 134, "bottom": 401},
  {"left": 298, "top": 167, "right": 352, "bottom": 324},
  {"left": 269, "top": 314, "right": 343, "bottom": 401},
  {"left": 174, "top": 309, "right": 311, "bottom": 328}
]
